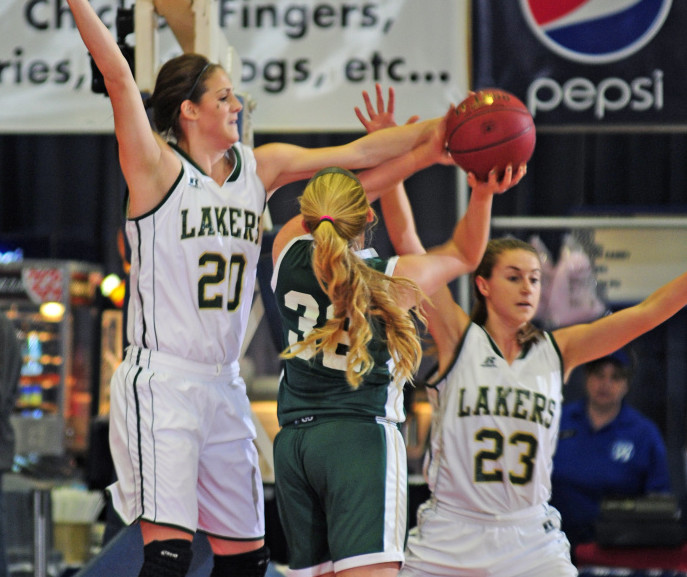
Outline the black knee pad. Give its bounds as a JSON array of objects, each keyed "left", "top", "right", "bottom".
[
  {"left": 211, "top": 544, "right": 270, "bottom": 577},
  {"left": 138, "top": 539, "right": 193, "bottom": 577}
]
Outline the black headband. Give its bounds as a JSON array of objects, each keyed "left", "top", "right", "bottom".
[
  {"left": 309, "top": 166, "right": 361, "bottom": 186},
  {"left": 185, "top": 62, "right": 212, "bottom": 102}
]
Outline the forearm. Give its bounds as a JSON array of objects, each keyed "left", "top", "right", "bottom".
[
  {"left": 449, "top": 189, "right": 494, "bottom": 268},
  {"left": 356, "top": 118, "right": 440, "bottom": 166},
  {"left": 67, "top": 0, "right": 132, "bottom": 83},
  {"left": 154, "top": 0, "right": 195, "bottom": 53},
  {"left": 359, "top": 151, "right": 431, "bottom": 204},
  {"left": 426, "top": 162, "right": 529, "bottom": 266},
  {"left": 358, "top": 126, "right": 445, "bottom": 203},
  {"left": 258, "top": 130, "right": 437, "bottom": 194},
  {"left": 636, "top": 270, "right": 687, "bottom": 326},
  {"left": 426, "top": 189, "right": 493, "bottom": 269},
  {"left": 379, "top": 184, "right": 426, "bottom": 256},
  {"left": 556, "top": 269, "right": 687, "bottom": 373}
]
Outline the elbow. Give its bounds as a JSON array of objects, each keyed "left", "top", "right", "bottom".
[
  {"left": 464, "top": 252, "right": 482, "bottom": 272},
  {"left": 448, "top": 241, "right": 481, "bottom": 271}
]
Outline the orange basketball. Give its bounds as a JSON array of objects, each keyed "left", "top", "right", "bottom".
[{"left": 447, "top": 89, "right": 536, "bottom": 181}]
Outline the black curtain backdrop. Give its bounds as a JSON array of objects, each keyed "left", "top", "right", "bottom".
[
  {"left": 2, "top": 128, "right": 687, "bottom": 501},
  {"left": 3, "top": 130, "right": 687, "bottom": 265}
]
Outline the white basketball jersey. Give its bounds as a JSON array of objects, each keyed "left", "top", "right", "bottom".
[
  {"left": 125, "top": 143, "right": 266, "bottom": 365},
  {"left": 425, "top": 323, "right": 563, "bottom": 515}
]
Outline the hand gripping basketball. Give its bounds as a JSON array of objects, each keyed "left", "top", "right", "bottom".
[{"left": 447, "top": 89, "right": 536, "bottom": 181}]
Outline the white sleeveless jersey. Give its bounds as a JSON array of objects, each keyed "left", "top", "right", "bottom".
[
  {"left": 125, "top": 143, "right": 265, "bottom": 365},
  {"left": 425, "top": 323, "right": 563, "bottom": 516}
]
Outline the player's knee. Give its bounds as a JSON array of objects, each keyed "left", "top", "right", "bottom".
[
  {"left": 138, "top": 539, "right": 193, "bottom": 577},
  {"left": 211, "top": 544, "right": 270, "bottom": 577}
]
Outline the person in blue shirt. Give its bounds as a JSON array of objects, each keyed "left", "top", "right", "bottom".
[{"left": 551, "top": 349, "right": 672, "bottom": 558}]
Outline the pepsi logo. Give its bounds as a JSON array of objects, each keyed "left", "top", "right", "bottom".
[{"left": 520, "top": 0, "right": 673, "bottom": 64}]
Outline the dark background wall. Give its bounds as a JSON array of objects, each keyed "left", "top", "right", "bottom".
[
  {"left": 2, "top": 118, "right": 687, "bottom": 501},
  {"left": 3, "top": 130, "right": 687, "bottom": 263}
]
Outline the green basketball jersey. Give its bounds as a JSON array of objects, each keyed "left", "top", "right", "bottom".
[{"left": 271, "top": 235, "right": 406, "bottom": 426}]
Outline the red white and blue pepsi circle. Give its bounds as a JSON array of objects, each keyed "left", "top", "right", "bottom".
[{"left": 519, "top": 0, "right": 673, "bottom": 64}]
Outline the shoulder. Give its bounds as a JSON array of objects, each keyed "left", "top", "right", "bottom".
[
  {"left": 359, "top": 249, "right": 398, "bottom": 276},
  {"left": 271, "top": 234, "right": 312, "bottom": 291},
  {"left": 456, "top": 322, "right": 485, "bottom": 351},
  {"left": 272, "top": 216, "right": 309, "bottom": 265},
  {"left": 561, "top": 399, "right": 585, "bottom": 420},
  {"left": 620, "top": 405, "right": 663, "bottom": 436},
  {"left": 231, "top": 142, "right": 257, "bottom": 169},
  {"left": 427, "top": 322, "right": 479, "bottom": 386},
  {"left": 539, "top": 330, "right": 565, "bottom": 376}
]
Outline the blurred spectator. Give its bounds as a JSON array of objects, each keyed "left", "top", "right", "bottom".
[
  {"left": 551, "top": 349, "right": 672, "bottom": 557},
  {"left": 0, "top": 312, "right": 21, "bottom": 577}
]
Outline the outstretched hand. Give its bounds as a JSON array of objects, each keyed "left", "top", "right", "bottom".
[
  {"left": 468, "top": 163, "right": 527, "bottom": 196},
  {"left": 355, "top": 83, "right": 420, "bottom": 133},
  {"left": 355, "top": 83, "right": 457, "bottom": 172}
]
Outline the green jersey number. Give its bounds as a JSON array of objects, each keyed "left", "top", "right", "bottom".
[
  {"left": 284, "top": 289, "right": 354, "bottom": 372},
  {"left": 474, "top": 429, "right": 538, "bottom": 485},
  {"left": 198, "top": 252, "right": 247, "bottom": 312}
]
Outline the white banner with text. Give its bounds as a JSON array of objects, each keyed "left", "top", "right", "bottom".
[{"left": 0, "top": 0, "right": 468, "bottom": 134}]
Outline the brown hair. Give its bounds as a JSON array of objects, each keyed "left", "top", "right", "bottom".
[
  {"left": 471, "top": 237, "right": 544, "bottom": 346},
  {"left": 147, "top": 54, "right": 220, "bottom": 140},
  {"left": 280, "top": 167, "right": 425, "bottom": 389},
  {"left": 585, "top": 349, "right": 633, "bottom": 381}
]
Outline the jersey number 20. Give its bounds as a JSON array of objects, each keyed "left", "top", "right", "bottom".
[{"left": 198, "top": 253, "right": 246, "bottom": 311}]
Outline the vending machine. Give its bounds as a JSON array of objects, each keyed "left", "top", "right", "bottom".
[{"left": 0, "top": 260, "right": 102, "bottom": 456}]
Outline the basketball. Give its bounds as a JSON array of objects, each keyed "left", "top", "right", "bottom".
[{"left": 447, "top": 89, "right": 536, "bottom": 181}]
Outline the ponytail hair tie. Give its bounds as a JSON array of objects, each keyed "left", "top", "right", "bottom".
[{"left": 319, "top": 215, "right": 335, "bottom": 224}]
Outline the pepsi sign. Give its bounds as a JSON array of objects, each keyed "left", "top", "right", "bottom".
[
  {"left": 472, "top": 0, "right": 687, "bottom": 126},
  {"left": 520, "top": 0, "right": 673, "bottom": 64}
]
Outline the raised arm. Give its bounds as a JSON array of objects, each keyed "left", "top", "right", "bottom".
[
  {"left": 377, "top": 180, "right": 470, "bottom": 368},
  {"left": 66, "top": 0, "right": 179, "bottom": 215},
  {"left": 271, "top": 122, "right": 448, "bottom": 264},
  {"left": 153, "top": 0, "right": 195, "bottom": 53},
  {"left": 355, "top": 85, "right": 525, "bottom": 367},
  {"left": 424, "top": 168, "right": 524, "bottom": 262},
  {"left": 380, "top": 184, "right": 426, "bottom": 257},
  {"left": 354, "top": 86, "right": 425, "bottom": 255},
  {"left": 554, "top": 271, "right": 687, "bottom": 381},
  {"left": 392, "top": 168, "right": 522, "bottom": 293},
  {"left": 254, "top": 114, "right": 446, "bottom": 196},
  {"left": 353, "top": 85, "right": 525, "bottom": 289},
  {"left": 356, "top": 119, "right": 452, "bottom": 201}
]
